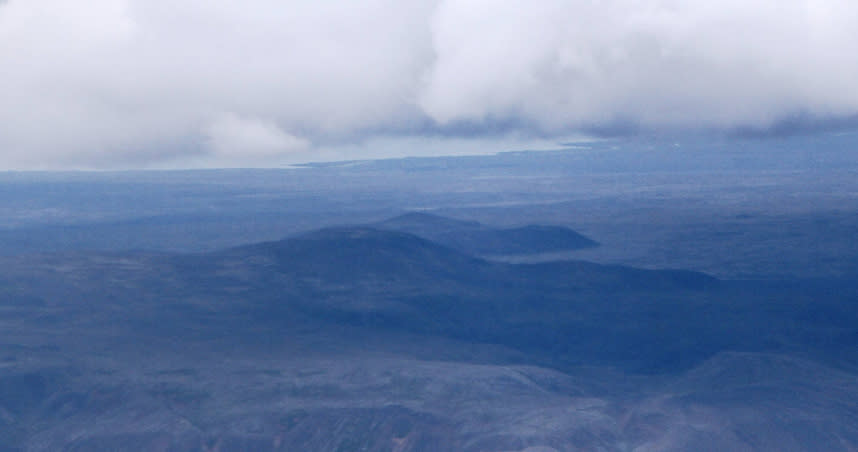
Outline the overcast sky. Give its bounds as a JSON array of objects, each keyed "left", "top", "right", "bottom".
[{"left": 2, "top": 0, "right": 858, "bottom": 169}]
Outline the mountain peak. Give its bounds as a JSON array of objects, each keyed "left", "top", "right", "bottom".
[
  {"left": 221, "top": 226, "right": 486, "bottom": 282},
  {"left": 377, "top": 212, "right": 483, "bottom": 232},
  {"left": 375, "top": 212, "right": 598, "bottom": 256}
]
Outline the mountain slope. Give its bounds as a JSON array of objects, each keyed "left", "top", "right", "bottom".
[
  {"left": 2, "top": 226, "right": 858, "bottom": 450},
  {"left": 375, "top": 212, "right": 599, "bottom": 256},
  {"left": 218, "top": 226, "right": 491, "bottom": 282}
]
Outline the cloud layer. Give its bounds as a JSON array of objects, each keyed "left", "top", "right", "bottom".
[{"left": 1, "top": 0, "right": 858, "bottom": 168}]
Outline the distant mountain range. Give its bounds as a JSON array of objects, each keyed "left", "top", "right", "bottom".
[{"left": 374, "top": 212, "right": 599, "bottom": 256}]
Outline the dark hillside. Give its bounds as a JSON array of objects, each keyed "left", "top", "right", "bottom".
[{"left": 376, "top": 212, "right": 598, "bottom": 256}]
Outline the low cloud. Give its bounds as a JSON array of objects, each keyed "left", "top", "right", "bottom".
[
  {"left": 1, "top": 0, "right": 857, "bottom": 168},
  {"left": 206, "top": 114, "right": 309, "bottom": 159}
]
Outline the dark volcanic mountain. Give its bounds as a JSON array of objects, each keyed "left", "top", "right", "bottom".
[
  {"left": 1, "top": 227, "right": 857, "bottom": 451},
  {"left": 375, "top": 212, "right": 599, "bottom": 256}
]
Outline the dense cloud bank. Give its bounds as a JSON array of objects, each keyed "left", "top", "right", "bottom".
[{"left": 2, "top": 0, "right": 857, "bottom": 168}]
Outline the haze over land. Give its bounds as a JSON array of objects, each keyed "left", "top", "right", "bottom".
[{"left": 2, "top": 137, "right": 858, "bottom": 450}]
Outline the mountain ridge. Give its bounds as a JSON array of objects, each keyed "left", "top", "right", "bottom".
[{"left": 375, "top": 212, "right": 599, "bottom": 256}]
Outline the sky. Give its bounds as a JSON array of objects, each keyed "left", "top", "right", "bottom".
[{"left": 1, "top": 0, "right": 858, "bottom": 169}]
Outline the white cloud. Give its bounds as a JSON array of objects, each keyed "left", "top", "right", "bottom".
[
  {"left": 206, "top": 113, "right": 308, "bottom": 158},
  {"left": 421, "top": 0, "right": 858, "bottom": 130},
  {"left": 1, "top": 0, "right": 857, "bottom": 168}
]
